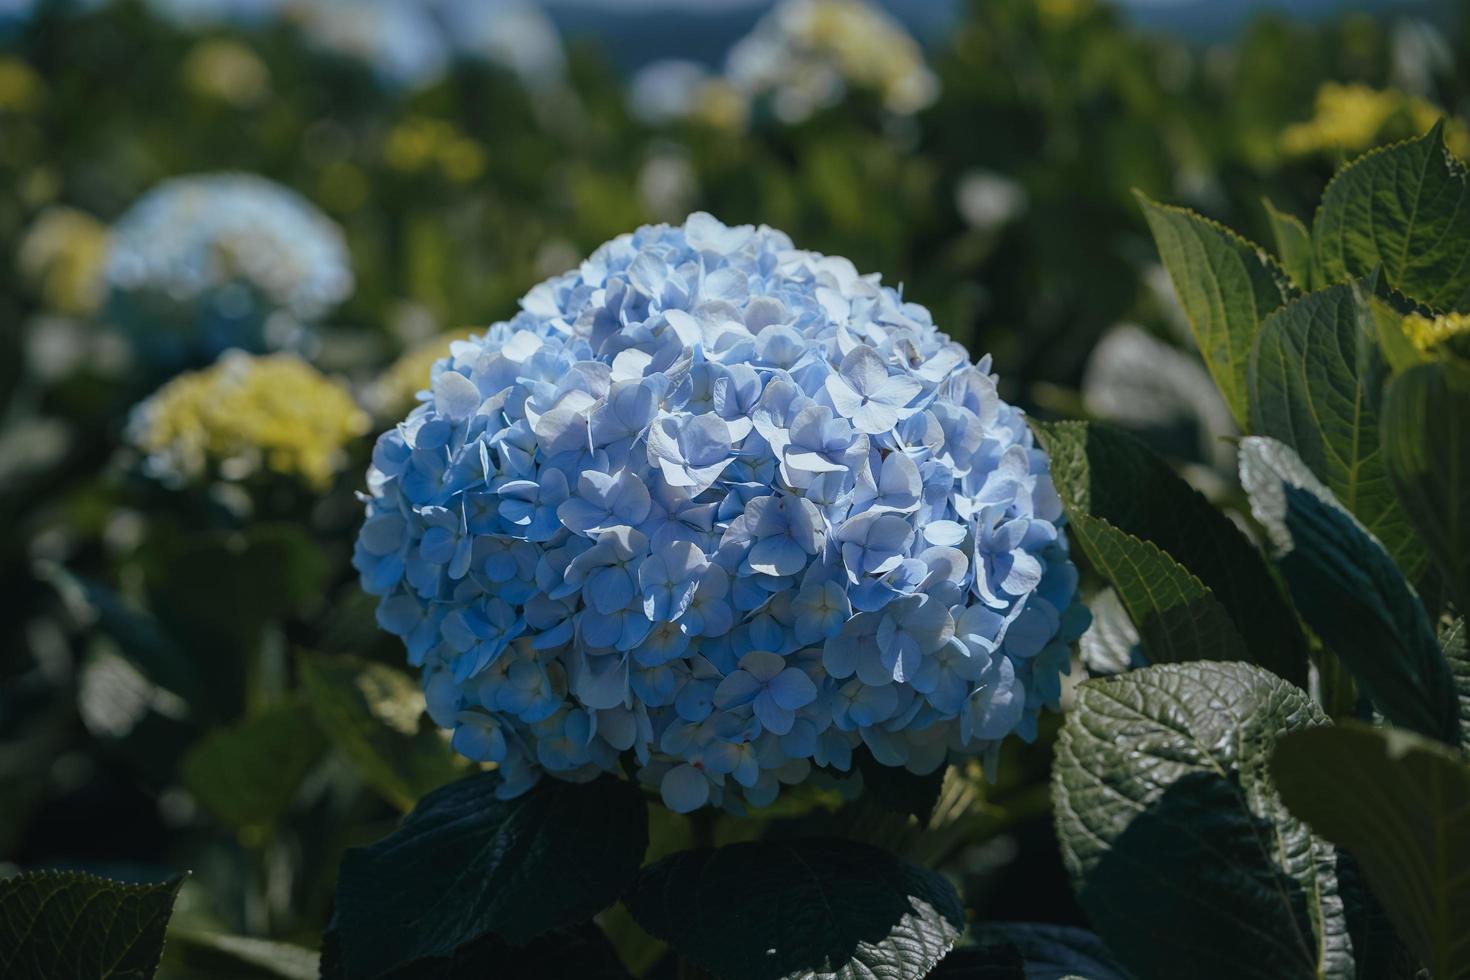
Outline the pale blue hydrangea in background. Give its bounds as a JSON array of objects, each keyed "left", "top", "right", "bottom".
[
  {"left": 356, "top": 212, "right": 1087, "bottom": 812},
  {"left": 104, "top": 173, "right": 353, "bottom": 368}
]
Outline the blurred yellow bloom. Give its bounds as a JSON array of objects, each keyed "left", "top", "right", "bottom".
[
  {"left": 1402, "top": 312, "right": 1470, "bottom": 355},
  {"left": 693, "top": 80, "right": 751, "bottom": 131},
  {"left": 371, "top": 331, "right": 471, "bottom": 417},
  {"left": 727, "top": 0, "right": 938, "bottom": 122},
  {"left": 18, "top": 207, "right": 110, "bottom": 315},
  {"left": 1037, "top": 0, "right": 1093, "bottom": 28},
  {"left": 181, "top": 40, "right": 272, "bottom": 107},
  {"left": 1281, "top": 82, "right": 1470, "bottom": 159},
  {"left": 131, "top": 352, "right": 368, "bottom": 489},
  {"left": 0, "top": 57, "right": 43, "bottom": 112},
  {"left": 384, "top": 118, "right": 487, "bottom": 183}
]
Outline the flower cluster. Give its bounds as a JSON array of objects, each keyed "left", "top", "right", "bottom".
[
  {"left": 130, "top": 351, "right": 368, "bottom": 490},
  {"left": 356, "top": 212, "right": 1086, "bottom": 812},
  {"left": 1280, "top": 82, "right": 1470, "bottom": 159},
  {"left": 289, "top": 0, "right": 563, "bottom": 92},
  {"left": 19, "top": 207, "right": 110, "bottom": 316},
  {"left": 726, "top": 0, "right": 939, "bottom": 123},
  {"left": 104, "top": 174, "right": 353, "bottom": 367},
  {"left": 1402, "top": 311, "right": 1470, "bottom": 356}
]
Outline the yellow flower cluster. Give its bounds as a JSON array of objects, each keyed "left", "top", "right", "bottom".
[
  {"left": 1402, "top": 311, "right": 1470, "bottom": 355},
  {"left": 132, "top": 352, "right": 368, "bottom": 490},
  {"left": 0, "top": 57, "right": 42, "bottom": 113},
  {"left": 370, "top": 331, "right": 470, "bottom": 418},
  {"left": 18, "top": 207, "right": 110, "bottom": 315},
  {"left": 181, "top": 40, "right": 272, "bottom": 107},
  {"left": 1281, "top": 82, "right": 1470, "bottom": 159},
  {"left": 726, "top": 0, "right": 938, "bottom": 123},
  {"left": 384, "top": 118, "right": 488, "bottom": 183},
  {"left": 785, "top": 0, "right": 937, "bottom": 114}
]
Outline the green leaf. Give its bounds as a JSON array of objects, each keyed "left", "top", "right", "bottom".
[
  {"left": 1313, "top": 122, "right": 1470, "bottom": 312},
  {"left": 333, "top": 773, "right": 647, "bottom": 979},
  {"left": 1053, "top": 661, "right": 1353, "bottom": 980},
  {"left": 1036, "top": 420, "right": 1307, "bottom": 685},
  {"left": 0, "top": 871, "right": 184, "bottom": 980},
  {"left": 1381, "top": 359, "right": 1470, "bottom": 616},
  {"left": 180, "top": 703, "right": 325, "bottom": 830},
  {"left": 1264, "top": 198, "right": 1314, "bottom": 291},
  {"left": 853, "top": 747, "right": 945, "bottom": 826},
  {"left": 298, "top": 652, "right": 462, "bottom": 811},
  {"left": 1443, "top": 619, "right": 1470, "bottom": 754},
  {"left": 1272, "top": 723, "right": 1470, "bottom": 980},
  {"left": 1239, "top": 436, "right": 1460, "bottom": 745},
  {"left": 1065, "top": 512, "right": 1251, "bottom": 667},
  {"left": 1136, "top": 191, "right": 1296, "bottom": 427},
  {"left": 1247, "top": 280, "right": 1427, "bottom": 579},
  {"left": 164, "top": 931, "right": 317, "bottom": 979},
  {"left": 320, "top": 923, "right": 631, "bottom": 980},
  {"left": 625, "top": 837, "right": 964, "bottom": 980}
]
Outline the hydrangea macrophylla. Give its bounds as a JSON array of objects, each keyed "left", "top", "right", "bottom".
[
  {"left": 355, "top": 212, "right": 1088, "bottom": 813},
  {"left": 104, "top": 173, "right": 352, "bottom": 367}
]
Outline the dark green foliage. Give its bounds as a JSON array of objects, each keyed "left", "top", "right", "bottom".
[
  {"left": 1136, "top": 192, "right": 1295, "bottom": 426},
  {"left": 1239, "top": 437, "right": 1460, "bottom": 746},
  {"left": 0, "top": 871, "right": 183, "bottom": 980},
  {"left": 1036, "top": 419, "right": 1307, "bottom": 684},
  {"left": 333, "top": 774, "right": 647, "bottom": 979},
  {"left": 1273, "top": 724, "right": 1470, "bottom": 980},
  {"left": 181, "top": 702, "right": 326, "bottom": 830},
  {"left": 1381, "top": 360, "right": 1470, "bottom": 617},
  {"left": 1247, "top": 281, "right": 1427, "bottom": 579},
  {"left": 1053, "top": 662, "right": 1353, "bottom": 980},
  {"left": 1313, "top": 123, "right": 1470, "bottom": 312},
  {"left": 625, "top": 837, "right": 963, "bottom": 980},
  {"left": 298, "top": 652, "right": 462, "bottom": 811}
]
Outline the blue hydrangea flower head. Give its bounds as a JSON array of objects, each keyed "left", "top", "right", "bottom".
[
  {"left": 356, "top": 212, "right": 1088, "bottom": 812},
  {"left": 104, "top": 173, "right": 353, "bottom": 368}
]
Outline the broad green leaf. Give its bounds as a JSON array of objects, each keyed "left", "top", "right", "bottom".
[
  {"left": 625, "top": 837, "right": 964, "bottom": 980},
  {"left": 1443, "top": 619, "right": 1470, "bottom": 754},
  {"left": 319, "top": 923, "right": 631, "bottom": 980},
  {"left": 1314, "top": 123, "right": 1470, "bottom": 312},
  {"left": 1036, "top": 420, "right": 1307, "bottom": 684},
  {"left": 163, "top": 931, "right": 317, "bottom": 979},
  {"left": 298, "top": 652, "right": 462, "bottom": 811},
  {"left": 0, "top": 871, "right": 183, "bottom": 980},
  {"left": 1136, "top": 191, "right": 1296, "bottom": 427},
  {"left": 1272, "top": 723, "right": 1470, "bottom": 980},
  {"left": 1065, "top": 512, "right": 1251, "bottom": 667},
  {"left": 180, "top": 703, "right": 325, "bottom": 830},
  {"left": 1381, "top": 359, "right": 1470, "bottom": 616},
  {"left": 334, "top": 773, "right": 647, "bottom": 979},
  {"left": 1239, "top": 437, "right": 1460, "bottom": 745},
  {"left": 1264, "top": 199, "right": 1314, "bottom": 291},
  {"left": 1247, "top": 280, "right": 1427, "bottom": 579},
  {"left": 1053, "top": 662, "right": 1353, "bottom": 980}
]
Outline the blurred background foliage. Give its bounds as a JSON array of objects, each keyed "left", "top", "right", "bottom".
[{"left": 0, "top": 0, "right": 1466, "bottom": 974}]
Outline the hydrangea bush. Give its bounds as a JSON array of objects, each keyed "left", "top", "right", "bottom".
[
  {"left": 356, "top": 212, "right": 1086, "bottom": 812},
  {"left": 130, "top": 351, "right": 368, "bottom": 490},
  {"left": 104, "top": 173, "right": 352, "bottom": 367}
]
